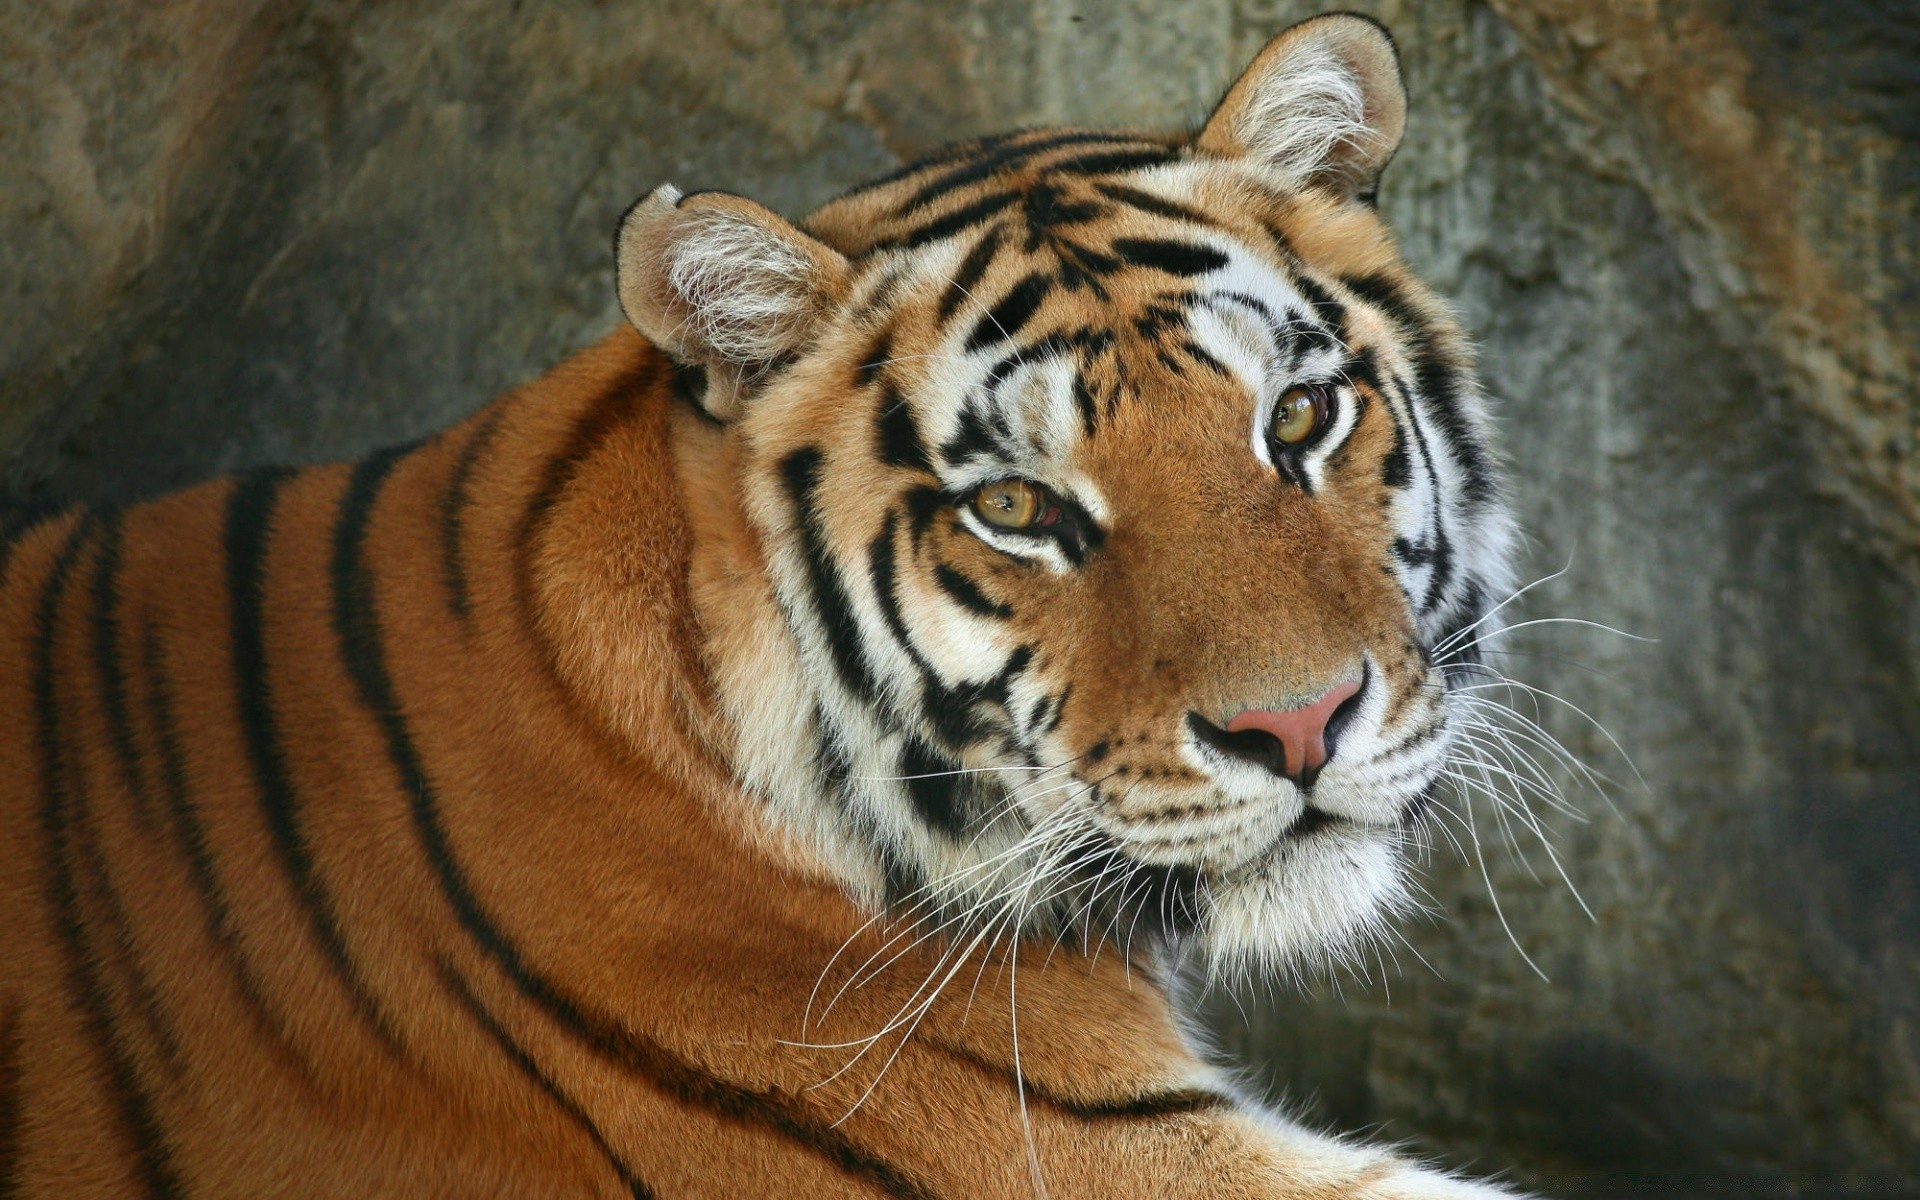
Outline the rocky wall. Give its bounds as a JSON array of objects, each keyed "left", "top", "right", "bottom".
[{"left": 4, "top": 2, "right": 1916, "bottom": 1195}]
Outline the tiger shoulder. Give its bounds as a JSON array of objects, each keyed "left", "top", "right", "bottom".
[{"left": 0, "top": 14, "right": 1534, "bottom": 1198}]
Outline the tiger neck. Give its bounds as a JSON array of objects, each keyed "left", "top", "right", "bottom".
[
  {"left": 504, "top": 329, "right": 1037, "bottom": 928},
  {"left": 501, "top": 328, "right": 874, "bottom": 895}
]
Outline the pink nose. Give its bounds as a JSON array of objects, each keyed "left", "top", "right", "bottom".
[{"left": 1225, "top": 679, "right": 1362, "bottom": 781}]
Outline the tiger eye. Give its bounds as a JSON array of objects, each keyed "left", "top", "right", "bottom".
[
  {"left": 1270, "top": 383, "right": 1329, "bottom": 447},
  {"left": 972, "top": 480, "right": 1043, "bottom": 529}
]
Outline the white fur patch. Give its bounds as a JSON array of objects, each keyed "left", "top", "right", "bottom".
[
  {"left": 1231, "top": 44, "right": 1381, "bottom": 182},
  {"left": 668, "top": 209, "right": 820, "bottom": 364}
]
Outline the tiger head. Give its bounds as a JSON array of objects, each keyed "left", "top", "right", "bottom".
[{"left": 616, "top": 14, "right": 1515, "bottom": 974}]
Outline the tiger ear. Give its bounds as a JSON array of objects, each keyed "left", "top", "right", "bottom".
[
  {"left": 615, "top": 185, "right": 851, "bottom": 417},
  {"left": 1196, "top": 14, "right": 1406, "bottom": 202}
]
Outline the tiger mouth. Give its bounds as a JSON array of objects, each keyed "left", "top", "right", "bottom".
[{"left": 1275, "top": 805, "right": 1338, "bottom": 841}]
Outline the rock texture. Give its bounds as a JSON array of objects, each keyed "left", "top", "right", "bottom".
[{"left": 4, "top": 2, "right": 1916, "bottom": 1195}]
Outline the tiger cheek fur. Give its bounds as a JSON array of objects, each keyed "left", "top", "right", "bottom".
[{"left": 2, "top": 14, "right": 1529, "bottom": 1199}]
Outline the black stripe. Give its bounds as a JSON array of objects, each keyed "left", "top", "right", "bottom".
[
  {"left": 903, "top": 487, "right": 948, "bottom": 544},
  {"left": 517, "top": 362, "right": 656, "bottom": 541},
  {"left": 865, "top": 512, "right": 938, "bottom": 682},
  {"left": 915, "top": 644, "right": 1034, "bottom": 749},
  {"left": 1410, "top": 351, "right": 1494, "bottom": 504},
  {"left": 1293, "top": 273, "right": 1347, "bottom": 332},
  {"left": 900, "top": 131, "right": 1157, "bottom": 213},
  {"left": 1382, "top": 415, "right": 1412, "bottom": 488},
  {"left": 1207, "top": 290, "right": 1276, "bottom": 325},
  {"left": 1041, "top": 146, "right": 1178, "bottom": 177},
  {"left": 1056, "top": 1088, "right": 1234, "bottom": 1120},
  {"left": 813, "top": 711, "right": 923, "bottom": 906},
  {"left": 437, "top": 961, "right": 654, "bottom": 1199},
  {"left": 854, "top": 331, "right": 893, "bottom": 389},
  {"left": 832, "top": 133, "right": 1008, "bottom": 201},
  {"left": 1257, "top": 217, "right": 1298, "bottom": 262},
  {"left": 67, "top": 760, "right": 188, "bottom": 1084},
  {"left": 1071, "top": 369, "right": 1099, "bottom": 438},
  {"left": 855, "top": 269, "right": 909, "bottom": 322},
  {"left": 964, "top": 272, "right": 1051, "bottom": 353},
  {"left": 1022, "top": 694, "right": 1052, "bottom": 737},
  {"left": 779, "top": 449, "right": 881, "bottom": 706},
  {"left": 669, "top": 361, "right": 721, "bottom": 427},
  {"left": 932, "top": 564, "right": 1010, "bottom": 619},
  {"left": 1043, "top": 686, "right": 1070, "bottom": 735},
  {"left": 888, "top": 191, "right": 1020, "bottom": 250},
  {"left": 1092, "top": 181, "right": 1218, "bottom": 227},
  {"left": 75, "top": 514, "right": 186, "bottom": 1078},
  {"left": 0, "top": 1001, "right": 19, "bottom": 1194},
  {"left": 88, "top": 513, "right": 158, "bottom": 837},
  {"left": 1109, "top": 238, "right": 1228, "bottom": 278},
  {"left": 1179, "top": 340, "right": 1229, "bottom": 377},
  {"left": 1134, "top": 299, "right": 1189, "bottom": 341},
  {"left": 1019, "top": 181, "right": 1105, "bottom": 246},
  {"left": 900, "top": 737, "right": 969, "bottom": 836},
  {"left": 140, "top": 616, "right": 315, "bottom": 1081},
  {"left": 1434, "top": 581, "right": 1488, "bottom": 671},
  {"left": 864, "top": 516, "right": 991, "bottom": 749},
  {"left": 1392, "top": 537, "right": 1439, "bottom": 569},
  {"left": 1280, "top": 312, "right": 1342, "bottom": 368},
  {"left": 929, "top": 1042, "right": 1233, "bottom": 1121},
  {"left": 440, "top": 408, "right": 505, "bottom": 625},
  {"left": 981, "top": 330, "right": 1074, "bottom": 396},
  {"left": 875, "top": 385, "right": 934, "bottom": 476},
  {"left": 939, "top": 402, "right": 1008, "bottom": 467},
  {"left": 985, "top": 645, "right": 1033, "bottom": 706},
  {"left": 1388, "top": 376, "right": 1458, "bottom": 612},
  {"left": 35, "top": 517, "right": 183, "bottom": 1198},
  {"left": 1342, "top": 272, "right": 1497, "bottom": 503},
  {"left": 229, "top": 466, "right": 406, "bottom": 1057},
  {"left": 621, "top": 1027, "right": 940, "bottom": 1199},
  {"left": 902, "top": 154, "right": 1017, "bottom": 214},
  {"left": 938, "top": 226, "right": 1005, "bottom": 323},
  {"left": 514, "top": 359, "right": 657, "bottom": 635},
  {"left": 1339, "top": 272, "right": 1413, "bottom": 323}
]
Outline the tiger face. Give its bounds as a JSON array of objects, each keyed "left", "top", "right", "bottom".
[{"left": 619, "top": 15, "right": 1515, "bottom": 973}]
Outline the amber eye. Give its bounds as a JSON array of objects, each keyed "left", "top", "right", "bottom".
[
  {"left": 1270, "top": 383, "right": 1331, "bottom": 448},
  {"left": 970, "top": 479, "right": 1046, "bottom": 530}
]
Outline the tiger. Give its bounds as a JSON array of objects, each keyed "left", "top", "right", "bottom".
[{"left": 0, "top": 13, "right": 1531, "bottom": 1198}]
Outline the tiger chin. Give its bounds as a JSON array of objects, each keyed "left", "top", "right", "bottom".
[{"left": 1, "top": 14, "right": 1532, "bottom": 1200}]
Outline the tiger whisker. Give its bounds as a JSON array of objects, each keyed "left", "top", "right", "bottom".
[
  {"left": 1454, "top": 784, "right": 1550, "bottom": 983},
  {"left": 1453, "top": 684, "right": 1640, "bottom": 804},
  {"left": 802, "top": 760, "right": 1093, "bottom": 1026},
  {"left": 1447, "top": 724, "right": 1585, "bottom": 821},
  {"left": 1443, "top": 760, "right": 1595, "bottom": 924},
  {"left": 816, "top": 815, "right": 1096, "bottom": 1115},
  {"left": 805, "top": 797, "right": 1095, "bottom": 1053},
  {"left": 1436, "top": 615, "right": 1658, "bottom": 664},
  {"left": 1432, "top": 556, "right": 1578, "bottom": 656}
]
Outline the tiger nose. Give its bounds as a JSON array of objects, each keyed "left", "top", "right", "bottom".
[{"left": 1222, "top": 679, "right": 1363, "bottom": 785}]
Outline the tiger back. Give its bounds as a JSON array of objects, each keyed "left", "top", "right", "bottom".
[{"left": 1, "top": 16, "right": 1530, "bottom": 1199}]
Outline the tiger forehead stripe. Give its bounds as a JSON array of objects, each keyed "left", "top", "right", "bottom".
[{"left": 848, "top": 133, "right": 1188, "bottom": 254}]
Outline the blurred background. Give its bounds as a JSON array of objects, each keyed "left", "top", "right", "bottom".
[{"left": 4, "top": 1, "right": 1916, "bottom": 1195}]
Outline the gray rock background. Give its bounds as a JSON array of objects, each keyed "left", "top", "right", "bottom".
[{"left": 4, "top": 1, "right": 1916, "bottom": 1195}]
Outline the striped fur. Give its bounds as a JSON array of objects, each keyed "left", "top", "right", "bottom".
[{"left": 0, "top": 16, "right": 1526, "bottom": 1198}]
